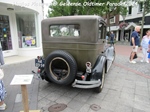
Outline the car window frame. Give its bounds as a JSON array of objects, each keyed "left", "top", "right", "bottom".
[{"left": 49, "top": 24, "right": 80, "bottom": 38}]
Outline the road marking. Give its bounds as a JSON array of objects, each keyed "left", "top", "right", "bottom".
[{"left": 114, "top": 62, "right": 150, "bottom": 79}]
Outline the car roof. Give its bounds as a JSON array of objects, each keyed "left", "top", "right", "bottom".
[{"left": 42, "top": 15, "right": 105, "bottom": 22}]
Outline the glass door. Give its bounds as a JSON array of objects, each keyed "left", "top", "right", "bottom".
[{"left": 0, "top": 15, "right": 12, "bottom": 51}]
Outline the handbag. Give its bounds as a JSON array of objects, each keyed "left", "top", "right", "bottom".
[
  {"left": 133, "top": 53, "right": 138, "bottom": 59},
  {"left": 130, "top": 52, "right": 138, "bottom": 59}
]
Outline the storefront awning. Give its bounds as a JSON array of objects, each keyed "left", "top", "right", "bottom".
[{"left": 125, "top": 22, "right": 137, "bottom": 30}]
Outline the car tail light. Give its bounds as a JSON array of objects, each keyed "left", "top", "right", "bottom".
[
  {"left": 81, "top": 75, "right": 85, "bottom": 80},
  {"left": 38, "top": 69, "right": 41, "bottom": 73}
]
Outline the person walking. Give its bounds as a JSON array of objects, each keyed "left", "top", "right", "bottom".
[
  {"left": 110, "top": 31, "right": 115, "bottom": 45},
  {"left": 106, "top": 32, "right": 110, "bottom": 43},
  {"left": 140, "top": 29, "right": 150, "bottom": 63},
  {"left": 0, "top": 42, "right": 7, "bottom": 110},
  {"left": 147, "top": 40, "right": 150, "bottom": 63},
  {"left": 0, "top": 71, "right": 6, "bottom": 110},
  {"left": 129, "top": 26, "right": 141, "bottom": 64}
]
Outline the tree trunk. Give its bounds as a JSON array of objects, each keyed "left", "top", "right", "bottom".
[
  {"left": 120, "top": 16, "right": 126, "bottom": 42},
  {"left": 106, "top": 5, "right": 110, "bottom": 32},
  {"left": 120, "top": 28, "right": 125, "bottom": 42},
  {"left": 107, "top": 11, "right": 111, "bottom": 32},
  {"left": 140, "top": 2, "right": 146, "bottom": 42}
]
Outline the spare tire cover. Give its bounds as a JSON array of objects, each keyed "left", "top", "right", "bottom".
[{"left": 45, "top": 50, "right": 77, "bottom": 85}]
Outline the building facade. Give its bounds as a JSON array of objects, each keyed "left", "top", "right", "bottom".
[
  {"left": 0, "top": 0, "right": 43, "bottom": 57},
  {"left": 105, "top": 14, "right": 120, "bottom": 41},
  {"left": 109, "top": 2, "right": 150, "bottom": 42}
]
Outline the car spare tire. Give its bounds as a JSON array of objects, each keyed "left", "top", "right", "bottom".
[{"left": 45, "top": 50, "right": 77, "bottom": 85}]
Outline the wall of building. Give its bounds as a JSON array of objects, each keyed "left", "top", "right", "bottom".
[
  {"left": 111, "top": 2, "right": 150, "bottom": 41},
  {"left": 119, "top": 4, "right": 150, "bottom": 21}
]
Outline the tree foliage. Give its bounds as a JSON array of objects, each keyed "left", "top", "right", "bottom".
[
  {"left": 47, "top": 0, "right": 128, "bottom": 17},
  {"left": 144, "top": 0, "right": 150, "bottom": 15},
  {"left": 47, "top": 0, "right": 104, "bottom": 17},
  {"left": 134, "top": 0, "right": 150, "bottom": 15},
  {"left": 136, "top": 0, "right": 150, "bottom": 39}
]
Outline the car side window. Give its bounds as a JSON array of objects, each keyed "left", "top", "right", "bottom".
[
  {"left": 98, "top": 23, "right": 105, "bottom": 39},
  {"left": 98, "top": 24, "right": 102, "bottom": 39},
  {"left": 103, "top": 26, "right": 106, "bottom": 39},
  {"left": 50, "top": 24, "right": 80, "bottom": 37}
]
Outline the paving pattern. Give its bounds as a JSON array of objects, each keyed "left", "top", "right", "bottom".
[
  {"left": 1, "top": 44, "right": 150, "bottom": 112},
  {"left": 2, "top": 60, "right": 38, "bottom": 112},
  {"left": 37, "top": 55, "right": 150, "bottom": 112}
]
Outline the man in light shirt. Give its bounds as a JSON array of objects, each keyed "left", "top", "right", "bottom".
[{"left": 140, "top": 29, "right": 150, "bottom": 63}]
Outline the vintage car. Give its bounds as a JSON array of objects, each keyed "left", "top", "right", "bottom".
[{"left": 34, "top": 15, "right": 115, "bottom": 93}]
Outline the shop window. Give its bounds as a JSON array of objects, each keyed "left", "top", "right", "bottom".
[
  {"left": 128, "top": 6, "right": 132, "bottom": 15},
  {"left": 110, "top": 17, "right": 115, "bottom": 24},
  {"left": 0, "top": 15, "right": 12, "bottom": 51},
  {"left": 50, "top": 24, "right": 80, "bottom": 37},
  {"left": 16, "top": 13, "right": 36, "bottom": 48},
  {"left": 138, "top": 2, "right": 143, "bottom": 12}
]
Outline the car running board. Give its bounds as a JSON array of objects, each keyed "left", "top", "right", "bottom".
[{"left": 107, "top": 60, "right": 113, "bottom": 73}]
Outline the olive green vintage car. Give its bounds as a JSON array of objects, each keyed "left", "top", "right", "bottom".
[{"left": 34, "top": 15, "right": 115, "bottom": 93}]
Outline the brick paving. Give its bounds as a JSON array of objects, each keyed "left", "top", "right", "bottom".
[
  {"left": 2, "top": 60, "right": 38, "bottom": 112},
  {"left": 37, "top": 60, "right": 150, "bottom": 112},
  {"left": 1, "top": 43, "right": 150, "bottom": 112}
]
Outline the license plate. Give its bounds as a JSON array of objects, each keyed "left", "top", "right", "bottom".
[{"left": 35, "top": 59, "right": 45, "bottom": 67}]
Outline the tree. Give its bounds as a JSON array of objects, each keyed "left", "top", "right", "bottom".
[
  {"left": 119, "top": 4, "right": 128, "bottom": 42},
  {"left": 138, "top": 0, "right": 150, "bottom": 40},
  {"left": 47, "top": 0, "right": 129, "bottom": 38},
  {"left": 100, "top": 0, "right": 122, "bottom": 32},
  {"left": 47, "top": 0, "right": 105, "bottom": 17},
  {"left": 47, "top": 0, "right": 129, "bottom": 18}
]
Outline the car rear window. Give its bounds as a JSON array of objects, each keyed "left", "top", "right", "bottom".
[{"left": 50, "top": 24, "right": 80, "bottom": 37}]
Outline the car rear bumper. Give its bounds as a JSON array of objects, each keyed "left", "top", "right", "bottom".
[{"left": 72, "top": 79, "right": 101, "bottom": 89}]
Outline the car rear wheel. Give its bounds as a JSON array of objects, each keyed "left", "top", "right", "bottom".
[
  {"left": 45, "top": 50, "right": 77, "bottom": 85},
  {"left": 95, "top": 66, "right": 105, "bottom": 93}
]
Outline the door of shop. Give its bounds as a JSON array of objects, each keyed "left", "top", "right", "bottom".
[{"left": 0, "top": 15, "right": 13, "bottom": 56}]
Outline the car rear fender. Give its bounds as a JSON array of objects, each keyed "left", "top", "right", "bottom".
[{"left": 91, "top": 55, "right": 106, "bottom": 80}]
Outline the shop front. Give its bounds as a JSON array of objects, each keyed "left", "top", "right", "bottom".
[{"left": 0, "top": 1, "right": 43, "bottom": 57}]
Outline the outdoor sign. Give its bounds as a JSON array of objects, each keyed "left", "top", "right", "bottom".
[{"left": 10, "top": 74, "right": 33, "bottom": 85}]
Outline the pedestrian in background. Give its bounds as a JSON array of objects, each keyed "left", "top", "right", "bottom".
[
  {"left": 0, "top": 71, "right": 6, "bottom": 110},
  {"left": 129, "top": 26, "right": 141, "bottom": 64},
  {"left": 110, "top": 31, "right": 115, "bottom": 45},
  {"left": 147, "top": 40, "right": 150, "bottom": 63},
  {"left": 0, "top": 41, "right": 6, "bottom": 110},
  {"left": 140, "top": 29, "right": 150, "bottom": 63},
  {"left": 106, "top": 32, "right": 110, "bottom": 43},
  {"left": 0, "top": 42, "right": 4, "bottom": 66}
]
